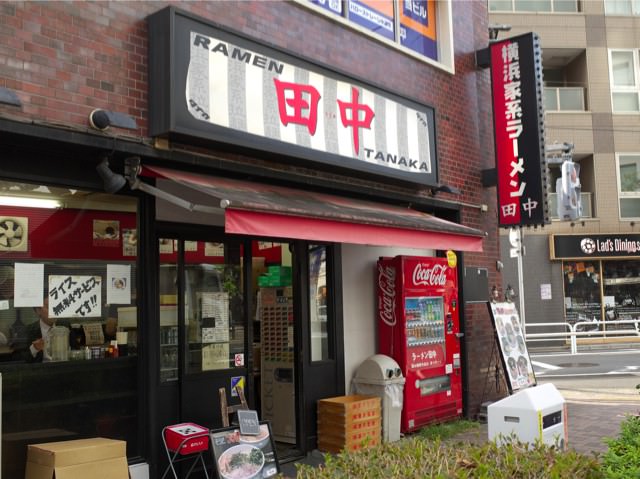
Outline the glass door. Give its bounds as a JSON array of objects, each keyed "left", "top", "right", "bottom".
[{"left": 157, "top": 237, "right": 246, "bottom": 428}]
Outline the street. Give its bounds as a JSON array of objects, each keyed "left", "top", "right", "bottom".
[{"left": 531, "top": 349, "right": 640, "bottom": 402}]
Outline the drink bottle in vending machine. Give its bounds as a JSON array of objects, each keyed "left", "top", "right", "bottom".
[{"left": 377, "top": 255, "right": 463, "bottom": 433}]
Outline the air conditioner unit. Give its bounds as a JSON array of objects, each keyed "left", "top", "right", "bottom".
[{"left": 0, "top": 217, "right": 28, "bottom": 252}]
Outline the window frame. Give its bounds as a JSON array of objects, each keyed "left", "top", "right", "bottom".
[
  {"left": 604, "top": 0, "right": 640, "bottom": 16},
  {"left": 297, "top": 0, "right": 455, "bottom": 74},
  {"left": 616, "top": 153, "right": 640, "bottom": 219},
  {"left": 609, "top": 49, "right": 640, "bottom": 113},
  {"left": 489, "top": 0, "right": 579, "bottom": 13}
]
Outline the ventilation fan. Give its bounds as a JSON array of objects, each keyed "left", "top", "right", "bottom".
[{"left": 0, "top": 217, "right": 28, "bottom": 252}]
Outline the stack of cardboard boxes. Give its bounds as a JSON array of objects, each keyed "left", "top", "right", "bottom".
[
  {"left": 24, "top": 437, "right": 128, "bottom": 479},
  {"left": 317, "top": 395, "right": 381, "bottom": 453}
]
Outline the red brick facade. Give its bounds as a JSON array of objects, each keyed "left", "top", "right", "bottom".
[{"left": 0, "top": 1, "right": 503, "bottom": 415}]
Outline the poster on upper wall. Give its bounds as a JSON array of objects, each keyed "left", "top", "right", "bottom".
[
  {"left": 48, "top": 275, "right": 102, "bottom": 318},
  {"left": 487, "top": 301, "right": 536, "bottom": 393},
  {"left": 93, "top": 220, "right": 120, "bottom": 247},
  {"left": 399, "top": 0, "right": 437, "bottom": 59},
  {"left": 122, "top": 228, "right": 137, "bottom": 256}
]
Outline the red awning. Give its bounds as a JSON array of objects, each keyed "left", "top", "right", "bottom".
[{"left": 142, "top": 165, "right": 485, "bottom": 252}]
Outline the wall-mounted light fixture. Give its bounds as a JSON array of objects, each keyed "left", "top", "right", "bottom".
[
  {"left": 0, "top": 196, "right": 62, "bottom": 209},
  {"left": 491, "top": 285, "right": 500, "bottom": 302},
  {"left": 89, "top": 109, "right": 138, "bottom": 131},
  {"left": 488, "top": 24, "right": 512, "bottom": 41},
  {"left": 96, "top": 156, "right": 127, "bottom": 193},
  {"left": 0, "top": 87, "right": 21, "bottom": 107},
  {"left": 431, "top": 184, "right": 461, "bottom": 196},
  {"left": 505, "top": 284, "right": 516, "bottom": 302}
]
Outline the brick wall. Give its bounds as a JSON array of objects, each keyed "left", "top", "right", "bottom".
[{"left": 0, "top": 0, "right": 503, "bottom": 414}]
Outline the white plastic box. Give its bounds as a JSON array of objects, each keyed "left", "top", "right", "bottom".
[{"left": 488, "top": 383, "right": 567, "bottom": 449}]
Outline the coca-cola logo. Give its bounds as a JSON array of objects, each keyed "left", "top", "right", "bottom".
[
  {"left": 378, "top": 263, "right": 396, "bottom": 327},
  {"left": 413, "top": 263, "right": 447, "bottom": 286}
]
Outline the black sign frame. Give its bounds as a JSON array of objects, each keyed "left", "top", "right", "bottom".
[
  {"left": 551, "top": 233, "right": 640, "bottom": 259},
  {"left": 147, "top": 6, "right": 439, "bottom": 187},
  {"left": 490, "top": 32, "right": 548, "bottom": 228},
  {"left": 210, "top": 420, "right": 280, "bottom": 479}
]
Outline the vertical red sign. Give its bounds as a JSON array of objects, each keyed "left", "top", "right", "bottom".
[{"left": 490, "top": 33, "right": 548, "bottom": 228}]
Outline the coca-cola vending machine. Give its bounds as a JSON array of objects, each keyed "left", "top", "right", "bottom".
[{"left": 377, "top": 255, "right": 463, "bottom": 433}]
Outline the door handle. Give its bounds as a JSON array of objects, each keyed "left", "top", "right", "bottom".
[{"left": 455, "top": 333, "right": 464, "bottom": 338}]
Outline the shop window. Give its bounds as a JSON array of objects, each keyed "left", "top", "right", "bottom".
[
  {"left": 489, "top": 0, "right": 579, "bottom": 12},
  {"left": 616, "top": 154, "right": 640, "bottom": 218},
  {"left": 603, "top": 260, "right": 640, "bottom": 324},
  {"left": 604, "top": 0, "right": 640, "bottom": 15},
  {"left": 303, "top": 0, "right": 454, "bottom": 70},
  {"left": 0, "top": 179, "right": 139, "bottom": 474},
  {"left": 562, "top": 261, "right": 601, "bottom": 323},
  {"left": 609, "top": 50, "right": 640, "bottom": 113}
]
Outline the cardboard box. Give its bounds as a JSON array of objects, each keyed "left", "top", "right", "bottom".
[{"left": 25, "top": 437, "right": 128, "bottom": 479}]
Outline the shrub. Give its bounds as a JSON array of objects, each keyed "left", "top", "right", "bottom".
[
  {"left": 601, "top": 414, "right": 640, "bottom": 479},
  {"left": 292, "top": 436, "right": 603, "bottom": 479}
]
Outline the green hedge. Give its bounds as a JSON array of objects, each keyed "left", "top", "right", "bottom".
[
  {"left": 602, "top": 414, "right": 640, "bottom": 479},
  {"left": 292, "top": 436, "right": 603, "bottom": 479}
]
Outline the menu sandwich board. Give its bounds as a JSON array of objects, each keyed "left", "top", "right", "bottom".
[{"left": 487, "top": 301, "right": 537, "bottom": 393}]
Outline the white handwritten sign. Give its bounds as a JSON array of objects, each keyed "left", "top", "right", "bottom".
[{"left": 48, "top": 275, "right": 102, "bottom": 318}]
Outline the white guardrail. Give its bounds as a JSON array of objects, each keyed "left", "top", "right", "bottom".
[{"left": 525, "top": 319, "right": 640, "bottom": 354}]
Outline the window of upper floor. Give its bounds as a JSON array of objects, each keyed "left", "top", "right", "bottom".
[
  {"left": 604, "top": 0, "right": 640, "bottom": 15},
  {"left": 617, "top": 153, "right": 640, "bottom": 218},
  {"left": 542, "top": 50, "right": 588, "bottom": 112},
  {"left": 299, "top": 0, "right": 455, "bottom": 73},
  {"left": 489, "top": 0, "right": 579, "bottom": 13},
  {"left": 608, "top": 50, "right": 640, "bottom": 113}
]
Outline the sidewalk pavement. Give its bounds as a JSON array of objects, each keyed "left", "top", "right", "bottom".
[{"left": 280, "top": 385, "right": 640, "bottom": 477}]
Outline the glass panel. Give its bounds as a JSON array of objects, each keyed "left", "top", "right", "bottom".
[
  {"left": 309, "top": 245, "right": 329, "bottom": 361},
  {"left": 183, "top": 241, "right": 243, "bottom": 373},
  {"left": 603, "top": 260, "right": 640, "bottom": 324},
  {"left": 309, "top": 0, "right": 343, "bottom": 15},
  {"left": 514, "top": 0, "right": 552, "bottom": 11},
  {"left": 605, "top": 0, "right": 633, "bottom": 14},
  {"left": 255, "top": 242, "right": 296, "bottom": 442},
  {"left": 620, "top": 197, "right": 640, "bottom": 218},
  {"left": 489, "top": 0, "right": 513, "bottom": 11},
  {"left": 558, "top": 88, "right": 584, "bottom": 110},
  {"left": 619, "top": 156, "right": 640, "bottom": 193},
  {"left": 611, "top": 51, "right": 636, "bottom": 86},
  {"left": 563, "top": 261, "right": 602, "bottom": 323},
  {"left": 0, "top": 179, "right": 140, "bottom": 474},
  {"left": 613, "top": 92, "right": 640, "bottom": 111},
  {"left": 158, "top": 239, "right": 178, "bottom": 382},
  {"left": 553, "top": 0, "right": 578, "bottom": 11},
  {"left": 405, "top": 296, "right": 445, "bottom": 370},
  {"left": 634, "top": 0, "right": 640, "bottom": 14},
  {"left": 347, "top": 0, "right": 395, "bottom": 41},
  {"left": 544, "top": 88, "right": 559, "bottom": 111}
]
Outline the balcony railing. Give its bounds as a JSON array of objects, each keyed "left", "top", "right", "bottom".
[
  {"left": 548, "top": 192, "right": 593, "bottom": 219},
  {"left": 544, "top": 87, "right": 585, "bottom": 111}
]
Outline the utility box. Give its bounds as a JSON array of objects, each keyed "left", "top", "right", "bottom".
[
  {"left": 352, "top": 354, "right": 405, "bottom": 442},
  {"left": 488, "top": 383, "right": 567, "bottom": 449}
]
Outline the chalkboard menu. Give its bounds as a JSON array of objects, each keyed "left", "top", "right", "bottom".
[{"left": 210, "top": 421, "right": 279, "bottom": 479}]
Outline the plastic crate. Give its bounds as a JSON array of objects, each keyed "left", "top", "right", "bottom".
[{"left": 317, "top": 395, "right": 381, "bottom": 453}]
